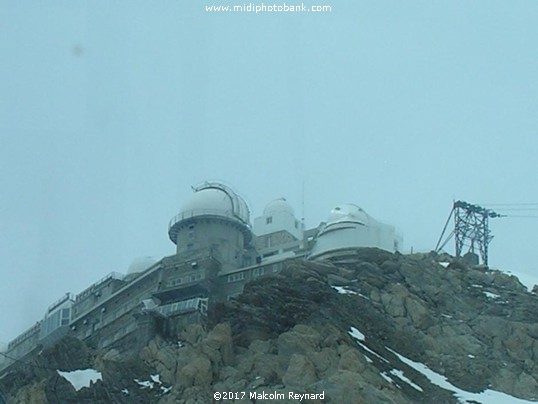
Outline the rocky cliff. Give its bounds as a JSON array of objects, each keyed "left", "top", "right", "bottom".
[{"left": 1, "top": 249, "right": 537, "bottom": 403}]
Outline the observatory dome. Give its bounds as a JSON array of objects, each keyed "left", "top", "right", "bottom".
[
  {"left": 175, "top": 183, "right": 250, "bottom": 224},
  {"left": 168, "top": 182, "right": 252, "bottom": 245},
  {"left": 263, "top": 198, "right": 295, "bottom": 216},
  {"left": 309, "top": 203, "right": 398, "bottom": 259},
  {"left": 127, "top": 256, "right": 158, "bottom": 275},
  {"left": 326, "top": 204, "right": 370, "bottom": 225}
]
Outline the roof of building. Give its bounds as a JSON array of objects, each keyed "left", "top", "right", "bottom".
[
  {"left": 325, "top": 203, "right": 370, "bottom": 226},
  {"left": 263, "top": 198, "right": 295, "bottom": 216},
  {"left": 168, "top": 182, "right": 251, "bottom": 242}
]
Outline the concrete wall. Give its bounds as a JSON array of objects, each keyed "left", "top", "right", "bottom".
[
  {"left": 72, "top": 273, "right": 127, "bottom": 320},
  {"left": 172, "top": 218, "right": 253, "bottom": 271}
]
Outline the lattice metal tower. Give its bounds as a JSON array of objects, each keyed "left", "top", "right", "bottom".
[{"left": 435, "top": 200, "right": 503, "bottom": 265}]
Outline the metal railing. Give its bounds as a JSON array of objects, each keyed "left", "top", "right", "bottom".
[{"left": 168, "top": 209, "right": 250, "bottom": 232}]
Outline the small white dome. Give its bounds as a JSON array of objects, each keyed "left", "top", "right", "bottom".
[
  {"left": 326, "top": 204, "right": 369, "bottom": 225},
  {"left": 127, "top": 256, "right": 158, "bottom": 275},
  {"left": 263, "top": 198, "right": 295, "bottom": 216}
]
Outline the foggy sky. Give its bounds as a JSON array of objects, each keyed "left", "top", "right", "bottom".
[{"left": 1, "top": 0, "right": 537, "bottom": 344}]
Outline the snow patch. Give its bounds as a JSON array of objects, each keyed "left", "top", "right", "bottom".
[
  {"left": 484, "top": 291, "right": 501, "bottom": 299},
  {"left": 389, "top": 369, "right": 423, "bottom": 392},
  {"left": 348, "top": 326, "right": 365, "bottom": 341},
  {"left": 364, "top": 355, "right": 373, "bottom": 363},
  {"left": 380, "top": 372, "right": 395, "bottom": 385},
  {"left": 386, "top": 347, "right": 537, "bottom": 403},
  {"left": 135, "top": 374, "right": 171, "bottom": 393},
  {"left": 332, "top": 285, "right": 358, "bottom": 295},
  {"left": 439, "top": 262, "right": 450, "bottom": 268},
  {"left": 57, "top": 369, "right": 102, "bottom": 391},
  {"left": 134, "top": 379, "right": 154, "bottom": 388},
  {"left": 349, "top": 326, "right": 389, "bottom": 363}
]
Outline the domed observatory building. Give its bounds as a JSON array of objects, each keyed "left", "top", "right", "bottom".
[
  {"left": 253, "top": 198, "right": 305, "bottom": 260},
  {"left": 308, "top": 204, "right": 402, "bottom": 260},
  {"left": 168, "top": 182, "right": 257, "bottom": 271}
]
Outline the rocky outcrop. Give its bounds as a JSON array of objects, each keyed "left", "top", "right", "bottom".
[{"left": 1, "top": 249, "right": 537, "bottom": 403}]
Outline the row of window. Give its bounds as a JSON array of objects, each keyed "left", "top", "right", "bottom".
[
  {"left": 227, "top": 262, "right": 283, "bottom": 283},
  {"left": 166, "top": 272, "right": 205, "bottom": 288},
  {"left": 40, "top": 308, "right": 71, "bottom": 338},
  {"left": 157, "top": 297, "right": 209, "bottom": 317}
]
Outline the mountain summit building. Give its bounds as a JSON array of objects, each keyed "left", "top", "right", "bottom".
[{"left": 0, "top": 181, "right": 402, "bottom": 373}]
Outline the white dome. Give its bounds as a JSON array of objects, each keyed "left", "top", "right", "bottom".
[
  {"left": 169, "top": 182, "right": 251, "bottom": 243},
  {"left": 179, "top": 188, "right": 234, "bottom": 217},
  {"left": 263, "top": 198, "right": 295, "bottom": 216},
  {"left": 176, "top": 183, "right": 250, "bottom": 224},
  {"left": 326, "top": 204, "right": 369, "bottom": 225},
  {"left": 127, "top": 256, "right": 158, "bottom": 275},
  {"left": 309, "top": 203, "right": 399, "bottom": 259}
]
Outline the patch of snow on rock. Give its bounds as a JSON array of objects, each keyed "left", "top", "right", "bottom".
[
  {"left": 386, "top": 347, "right": 536, "bottom": 403},
  {"left": 389, "top": 369, "right": 423, "bottom": 392},
  {"left": 380, "top": 372, "right": 395, "bottom": 385},
  {"left": 348, "top": 326, "right": 365, "bottom": 341},
  {"left": 57, "top": 369, "right": 102, "bottom": 391},
  {"left": 348, "top": 327, "right": 389, "bottom": 364},
  {"left": 484, "top": 291, "right": 501, "bottom": 299},
  {"left": 332, "top": 286, "right": 358, "bottom": 295},
  {"left": 134, "top": 378, "right": 154, "bottom": 389}
]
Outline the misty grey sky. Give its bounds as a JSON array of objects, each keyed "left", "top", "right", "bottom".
[{"left": 1, "top": 1, "right": 537, "bottom": 343}]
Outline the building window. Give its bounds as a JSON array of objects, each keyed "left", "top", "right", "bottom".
[
  {"left": 266, "top": 216, "right": 272, "bottom": 224},
  {"left": 252, "top": 267, "right": 265, "bottom": 278},
  {"left": 227, "top": 272, "right": 245, "bottom": 283}
]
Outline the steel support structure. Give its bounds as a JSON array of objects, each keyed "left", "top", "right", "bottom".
[
  {"left": 453, "top": 201, "right": 501, "bottom": 265},
  {"left": 435, "top": 200, "right": 502, "bottom": 265}
]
